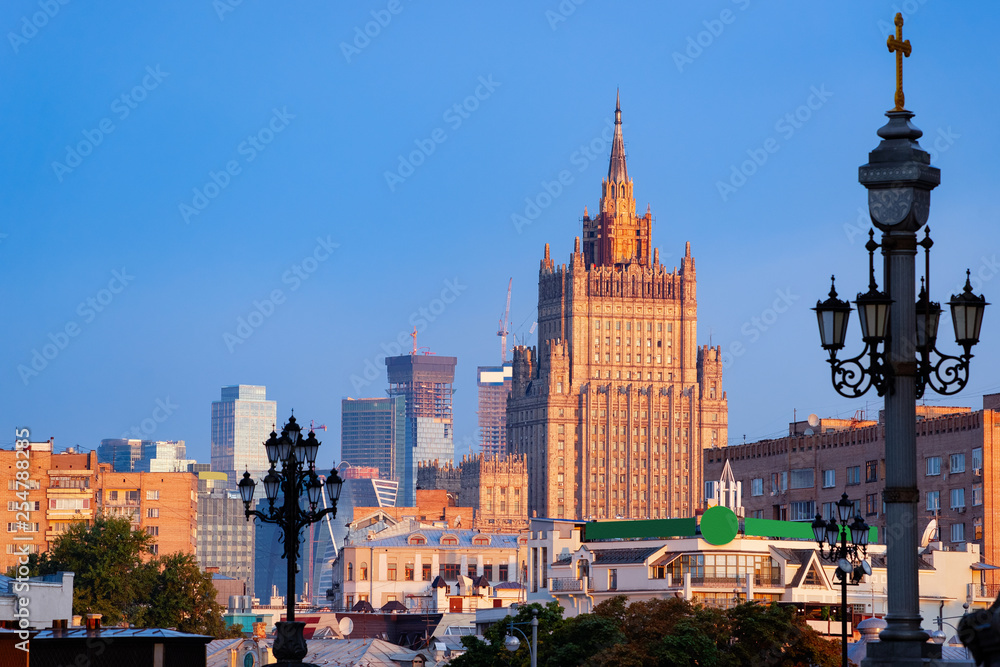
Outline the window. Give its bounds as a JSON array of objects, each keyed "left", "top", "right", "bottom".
[
  {"left": 484, "top": 564, "right": 493, "bottom": 580},
  {"left": 926, "top": 491, "right": 940, "bottom": 512},
  {"left": 146, "top": 526, "right": 159, "bottom": 536},
  {"left": 345, "top": 596, "right": 354, "bottom": 609},
  {"left": 499, "top": 564, "right": 508, "bottom": 581},
  {"left": 866, "top": 493, "right": 878, "bottom": 516},
  {"left": 951, "top": 453, "right": 966, "bottom": 473},
  {"left": 348, "top": 563, "right": 353, "bottom": 581},
  {"left": 926, "top": 456, "right": 941, "bottom": 476},
  {"left": 822, "top": 470, "right": 836, "bottom": 489},
  {"left": 7, "top": 523, "right": 38, "bottom": 533},
  {"left": 973, "top": 483, "right": 983, "bottom": 507},
  {"left": 146, "top": 508, "right": 159, "bottom": 518},
  {"left": 951, "top": 523, "right": 965, "bottom": 543},
  {"left": 387, "top": 562, "right": 397, "bottom": 581},
  {"left": 146, "top": 490, "right": 159, "bottom": 500},
  {"left": 8, "top": 480, "right": 40, "bottom": 490},
  {"left": 441, "top": 535, "right": 458, "bottom": 545},
  {"left": 846, "top": 466, "right": 861, "bottom": 486},
  {"left": 790, "top": 469, "right": 814, "bottom": 490},
  {"left": 608, "top": 568, "right": 618, "bottom": 591},
  {"left": 950, "top": 488, "right": 965, "bottom": 510},
  {"left": 750, "top": 478, "right": 763, "bottom": 497},
  {"left": 975, "top": 517, "right": 984, "bottom": 541},
  {"left": 821, "top": 502, "right": 837, "bottom": 520},
  {"left": 405, "top": 563, "right": 414, "bottom": 581},
  {"left": 422, "top": 564, "right": 431, "bottom": 581},
  {"left": 7, "top": 502, "right": 40, "bottom": 512},
  {"left": 770, "top": 472, "right": 787, "bottom": 494},
  {"left": 360, "top": 562, "right": 368, "bottom": 581},
  {"left": 149, "top": 544, "right": 158, "bottom": 555},
  {"left": 705, "top": 481, "right": 718, "bottom": 501},
  {"left": 790, "top": 501, "right": 815, "bottom": 521},
  {"left": 866, "top": 460, "right": 878, "bottom": 483},
  {"left": 442, "top": 564, "right": 460, "bottom": 581},
  {"left": 408, "top": 534, "right": 426, "bottom": 545},
  {"left": 973, "top": 447, "right": 983, "bottom": 472}
]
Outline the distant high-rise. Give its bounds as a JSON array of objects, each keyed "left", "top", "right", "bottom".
[
  {"left": 340, "top": 395, "right": 406, "bottom": 482},
  {"left": 98, "top": 439, "right": 191, "bottom": 472},
  {"left": 477, "top": 364, "right": 512, "bottom": 458},
  {"left": 386, "top": 354, "right": 457, "bottom": 506},
  {"left": 195, "top": 471, "right": 255, "bottom": 591},
  {"left": 211, "top": 385, "right": 277, "bottom": 477}
]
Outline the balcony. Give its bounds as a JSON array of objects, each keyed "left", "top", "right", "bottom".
[
  {"left": 968, "top": 583, "right": 1000, "bottom": 600},
  {"left": 549, "top": 577, "right": 588, "bottom": 593},
  {"left": 690, "top": 575, "right": 782, "bottom": 589}
]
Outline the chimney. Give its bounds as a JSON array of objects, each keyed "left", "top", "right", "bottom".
[{"left": 85, "top": 614, "right": 102, "bottom": 631}]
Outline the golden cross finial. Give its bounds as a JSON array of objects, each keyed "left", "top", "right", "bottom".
[{"left": 886, "top": 12, "right": 911, "bottom": 111}]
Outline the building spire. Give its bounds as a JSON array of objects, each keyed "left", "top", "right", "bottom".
[{"left": 608, "top": 90, "right": 628, "bottom": 183}]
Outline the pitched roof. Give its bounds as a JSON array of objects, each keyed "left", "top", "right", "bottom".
[
  {"left": 363, "top": 528, "right": 520, "bottom": 549},
  {"left": 591, "top": 547, "right": 660, "bottom": 565}
]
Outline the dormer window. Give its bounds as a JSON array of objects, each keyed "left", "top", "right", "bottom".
[
  {"left": 441, "top": 534, "right": 459, "bottom": 546},
  {"left": 408, "top": 534, "right": 427, "bottom": 545},
  {"left": 472, "top": 536, "right": 490, "bottom": 546}
]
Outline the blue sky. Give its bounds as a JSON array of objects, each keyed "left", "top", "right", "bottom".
[{"left": 3, "top": 1, "right": 1000, "bottom": 466}]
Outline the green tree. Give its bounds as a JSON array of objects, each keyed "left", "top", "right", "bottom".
[
  {"left": 451, "top": 602, "right": 565, "bottom": 667},
  {"left": 144, "top": 552, "right": 228, "bottom": 636},
  {"left": 37, "top": 514, "right": 153, "bottom": 625}
]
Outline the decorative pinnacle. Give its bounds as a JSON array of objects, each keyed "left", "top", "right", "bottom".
[
  {"left": 886, "top": 12, "right": 912, "bottom": 111},
  {"left": 828, "top": 275, "right": 839, "bottom": 298}
]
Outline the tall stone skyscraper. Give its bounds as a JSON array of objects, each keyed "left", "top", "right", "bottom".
[
  {"left": 211, "top": 385, "right": 277, "bottom": 478},
  {"left": 508, "top": 94, "right": 728, "bottom": 520}
]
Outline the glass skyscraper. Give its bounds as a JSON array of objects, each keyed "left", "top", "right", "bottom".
[
  {"left": 211, "top": 385, "right": 277, "bottom": 478},
  {"left": 340, "top": 395, "right": 406, "bottom": 481}
]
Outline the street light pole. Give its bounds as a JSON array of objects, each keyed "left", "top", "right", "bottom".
[
  {"left": 238, "top": 414, "right": 344, "bottom": 667},
  {"left": 504, "top": 607, "right": 538, "bottom": 667},
  {"left": 812, "top": 13, "right": 987, "bottom": 665}
]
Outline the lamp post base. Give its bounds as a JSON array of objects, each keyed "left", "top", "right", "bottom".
[
  {"left": 272, "top": 621, "right": 316, "bottom": 666},
  {"left": 861, "top": 638, "right": 948, "bottom": 666}
]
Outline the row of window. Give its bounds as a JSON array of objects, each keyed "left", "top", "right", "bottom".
[
  {"left": 346, "top": 561, "right": 510, "bottom": 582},
  {"left": 927, "top": 450, "right": 983, "bottom": 476},
  {"left": 594, "top": 320, "right": 673, "bottom": 333}
]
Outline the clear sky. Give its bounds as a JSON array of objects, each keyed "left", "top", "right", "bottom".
[{"left": 4, "top": 2, "right": 1000, "bottom": 467}]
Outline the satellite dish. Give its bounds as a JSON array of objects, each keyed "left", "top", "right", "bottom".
[
  {"left": 807, "top": 414, "right": 820, "bottom": 428},
  {"left": 339, "top": 617, "right": 354, "bottom": 636},
  {"left": 804, "top": 428, "right": 815, "bottom": 436},
  {"left": 920, "top": 519, "right": 938, "bottom": 547}
]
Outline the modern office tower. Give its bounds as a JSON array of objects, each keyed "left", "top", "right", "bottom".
[
  {"left": 136, "top": 440, "right": 193, "bottom": 472},
  {"left": 211, "top": 385, "right": 277, "bottom": 478},
  {"left": 195, "top": 471, "right": 255, "bottom": 592},
  {"left": 508, "top": 94, "right": 729, "bottom": 520},
  {"left": 385, "top": 354, "right": 458, "bottom": 507},
  {"left": 97, "top": 438, "right": 143, "bottom": 472},
  {"left": 477, "top": 364, "right": 512, "bottom": 458},
  {"left": 340, "top": 396, "right": 406, "bottom": 482}
]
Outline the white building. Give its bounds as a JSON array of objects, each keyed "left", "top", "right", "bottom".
[{"left": 0, "top": 572, "right": 74, "bottom": 629}]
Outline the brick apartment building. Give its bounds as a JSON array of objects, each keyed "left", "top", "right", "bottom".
[
  {"left": 704, "top": 396, "right": 1000, "bottom": 580},
  {"left": 0, "top": 439, "right": 197, "bottom": 572}
]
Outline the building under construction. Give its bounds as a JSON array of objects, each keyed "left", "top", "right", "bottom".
[
  {"left": 477, "top": 364, "right": 512, "bottom": 458},
  {"left": 386, "top": 353, "right": 457, "bottom": 506}
]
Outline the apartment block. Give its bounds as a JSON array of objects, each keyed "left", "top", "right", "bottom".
[
  {"left": 196, "top": 472, "right": 254, "bottom": 591},
  {"left": 703, "top": 396, "right": 1000, "bottom": 581}
]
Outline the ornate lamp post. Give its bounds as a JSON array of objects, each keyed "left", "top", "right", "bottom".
[
  {"left": 812, "top": 495, "right": 871, "bottom": 667},
  {"left": 238, "top": 414, "right": 344, "bottom": 667},
  {"left": 813, "top": 14, "right": 987, "bottom": 665}
]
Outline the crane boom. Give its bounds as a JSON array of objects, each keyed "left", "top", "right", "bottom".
[{"left": 497, "top": 278, "right": 512, "bottom": 363}]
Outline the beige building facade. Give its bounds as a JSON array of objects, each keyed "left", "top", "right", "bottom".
[{"left": 508, "top": 96, "right": 728, "bottom": 521}]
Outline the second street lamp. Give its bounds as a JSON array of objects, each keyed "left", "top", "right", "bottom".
[
  {"left": 238, "top": 414, "right": 345, "bottom": 667},
  {"left": 812, "top": 495, "right": 870, "bottom": 667}
]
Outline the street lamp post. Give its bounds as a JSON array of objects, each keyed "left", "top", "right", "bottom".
[
  {"left": 812, "top": 494, "right": 871, "bottom": 667},
  {"left": 238, "top": 414, "right": 344, "bottom": 667},
  {"left": 812, "top": 13, "right": 987, "bottom": 665},
  {"left": 503, "top": 607, "right": 538, "bottom": 667}
]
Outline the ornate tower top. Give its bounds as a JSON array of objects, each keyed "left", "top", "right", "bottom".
[
  {"left": 608, "top": 88, "right": 628, "bottom": 183},
  {"left": 886, "top": 12, "right": 911, "bottom": 112}
]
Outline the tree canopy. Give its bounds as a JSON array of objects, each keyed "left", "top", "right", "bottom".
[
  {"left": 451, "top": 596, "right": 841, "bottom": 667},
  {"left": 11, "top": 514, "right": 235, "bottom": 637}
]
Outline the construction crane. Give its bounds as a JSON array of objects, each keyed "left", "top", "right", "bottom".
[
  {"left": 309, "top": 420, "right": 327, "bottom": 432},
  {"left": 497, "top": 278, "right": 512, "bottom": 363}
]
